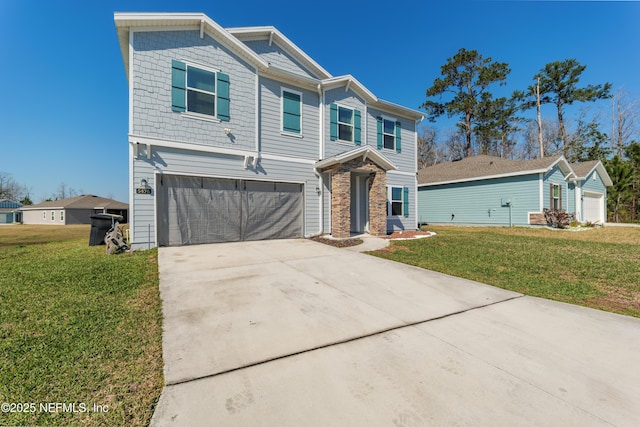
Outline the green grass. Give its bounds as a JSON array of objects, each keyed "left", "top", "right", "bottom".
[
  {"left": 372, "top": 226, "right": 640, "bottom": 318},
  {"left": 0, "top": 227, "right": 162, "bottom": 426}
]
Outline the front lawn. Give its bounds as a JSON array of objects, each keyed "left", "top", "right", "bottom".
[
  {"left": 0, "top": 226, "right": 163, "bottom": 426},
  {"left": 372, "top": 226, "right": 640, "bottom": 318}
]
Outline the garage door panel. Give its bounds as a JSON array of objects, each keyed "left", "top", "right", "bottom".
[
  {"left": 158, "top": 176, "right": 303, "bottom": 246},
  {"left": 243, "top": 188, "right": 303, "bottom": 241},
  {"left": 583, "top": 193, "right": 603, "bottom": 224}
]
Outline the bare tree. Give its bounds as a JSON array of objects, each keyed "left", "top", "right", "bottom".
[
  {"left": 0, "top": 172, "right": 27, "bottom": 201},
  {"left": 518, "top": 120, "right": 563, "bottom": 160},
  {"left": 417, "top": 125, "right": 441, "bottom": 169},
  {"left": 443, "top": 127, "right": 468, "bottom": 161},
  {"left": 610, "top": 89, "right": 639, "bottom": 157}
]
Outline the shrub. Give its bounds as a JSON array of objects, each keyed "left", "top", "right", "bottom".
[{"left": 543, "top": 208, "right": 575, "bottom": 229}]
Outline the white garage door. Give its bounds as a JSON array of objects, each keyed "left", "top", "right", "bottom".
[
  {"left": 583, "top": 192, "right": 604, "bottom": 224},
  {"left": 157, "top": 175, "right": 304, "bottom": 246}
]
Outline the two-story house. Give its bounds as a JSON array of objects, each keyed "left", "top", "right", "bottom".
[{"left": 115, "top": 12, "right": 423, "bottom": 249}]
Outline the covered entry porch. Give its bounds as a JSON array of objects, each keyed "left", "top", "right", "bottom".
[{"left": 316, "top": 146, "right": 396, "bottom": 239}]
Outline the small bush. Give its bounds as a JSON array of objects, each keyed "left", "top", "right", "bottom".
[{"left": 543, "top": 208, "right": 575, "bottom": 229}]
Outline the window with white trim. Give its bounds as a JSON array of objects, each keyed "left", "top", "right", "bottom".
[
  {"left": 186, "top": 65, "right": 216, "bottom": 117},
  {"left": 51, "top": 211, "right": 55, "bottom": 221},
  {"left": 389, "top": 187, "right": 403, "bottom": 216},
  {"left": 60, "top": 210, "right": 64, "bottom": 222},
  {"left": 43, "top": 211, "right": 46, "bottom": 220},
  {"left": 338, "top": 106, "right": 354, "bottom": 142},
  {"left": 551, "top": 183, "right": 562, "bottom": 210},
  {"left": 383, "top": 119, "right": 396, "bottom": 150},
  {"left": 282, "top": 89, "right": 302, "bottom": 135}
]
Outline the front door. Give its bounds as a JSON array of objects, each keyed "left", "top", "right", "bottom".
[{"left": 350, "top": 173, "right": 369, "bottom": 234}]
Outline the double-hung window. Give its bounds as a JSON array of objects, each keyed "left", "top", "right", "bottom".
[
  {"left": 338, "top": 106, "right": 354, "bottom": 142},
  {"left": 171, "top": 60, "right": 230, "bottom": 121},
  {"left": 60, "top": 210, "right": 64, "bottom": 222},
  {"left": 329, "top": 103, "right": 361, "bottom": 144},
  {"left": 388, "top": 186, "right": 409, "bottom": 217},
  {"left": 282, "top": 89, "right": 302, "bottom": 135},
  {"left": 389, "top": 187, "right": 403, "bottom": 216},
  {"left": 383, "top": 119, "right": 396, "bottom": 150},
  {"left": 186, "top": 66, "right": 216, "bottom": 117},
  {"left": 376, "top": 116, "right": 402, "bottom": 153},
  {"left": 51, "top": 211, "right": 55, "bottom": 221},
  {"left": 551, "top": 184, "right": 562, "bottom": 210}
]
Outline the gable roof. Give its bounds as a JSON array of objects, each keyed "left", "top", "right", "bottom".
[
  {"left": 226, "top": 26, "right": 332, "bottom": 80},
  {"left": 418, "top": 155, "right": 570, "bottom": 186},
  {"left": 419, "top": 155, "right": 615, "bottom": 187},
  {"left": 315, "top": 146, "right": 397, "bottom": 171},
  {"left": 21, "top": 195, "right": 128, "bottom": 211},
  {"left": 570, "top": 160, "right": 613, "bottom": 186},
  {"left": 114, "top": 12, "right": 424, "bottom": 121}
]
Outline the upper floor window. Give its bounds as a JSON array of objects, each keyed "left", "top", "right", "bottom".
[
  {"left": 329, "top": 103, "right": 361, "bottom": 145},
  {"left": 376, "top": 117, "right": 402, "bottom": 153},
  {"left": 186, "top": 66, "right": 216, "bottom": 117},
  {"left": 171, "top": 60, "right": 230, "bottom": 121},
  {"left": 338, "top": 106, "right": 354, "bottom": 142},
  {"left": 282, "top": 89, "right": 302, "bottom": 135}
]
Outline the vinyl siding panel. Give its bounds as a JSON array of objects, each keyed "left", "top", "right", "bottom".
[
  {"left": 242, "top": 40, "right": 318, "bottom": 78},
  {"left": 580, "top": 169, "right": 608, "bottom": 222},
  {"left": 543, "top": 165, "right": 568, "bottom": 210},
  {"left": 323, "top": 88, "right": 366, "bottom": 158},
  {"left": 131, "top": 31, "right": 256, "bottom": 151},
  {"left": 367, "top": 107, "right": 416, "bottom": 174},
  {"left": 259, "top": 76, "right": 319, "bottom": 159},
  {"left": 386, "top": 172, "right": 417, "bottom": 232},
  {"left": 418, "top": 174, "right": 540, "bottom": 225},
  {"left": 131, "top": 147, "right": 320, "bottom": 249}
]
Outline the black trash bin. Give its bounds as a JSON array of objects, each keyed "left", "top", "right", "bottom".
[{"left": 89, "top": 214, "right": 123, "bottom": 246}]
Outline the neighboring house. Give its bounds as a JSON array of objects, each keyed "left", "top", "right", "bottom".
[
  {"left": 114, "top": 12, "right": 423, "bottom": 249},
  {"left": 21, "top": 195, "right": 128, "bottom": 225},
  {"left": 417, "top": 155, "right": 612, "bottom": 226},
  {"left": 0, "top": 199, "right": 22, "bottom": 223}
]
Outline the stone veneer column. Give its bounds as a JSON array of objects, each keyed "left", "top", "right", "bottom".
[
  {"left": 368, "top": 169, "right": 387, "bottom": 236},
  {"left": 331, "top": 167, "right": 351, "bottom": 238}
]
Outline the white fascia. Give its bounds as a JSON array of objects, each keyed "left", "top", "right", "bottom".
[{"left": 419, "top": 169, "right": 548, "bottom": 188}]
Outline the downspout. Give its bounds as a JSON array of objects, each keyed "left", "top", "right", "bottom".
[
  {"left": 316, "top": 83, "right": 324, "bottom": 235},
  {"left": 415, "top": 116, "right": 425, "bottom": 230}
]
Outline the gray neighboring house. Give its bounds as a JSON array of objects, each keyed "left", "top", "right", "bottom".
[
  {"left": 0, "top": 199, "right": 23, "bottom": 223},
  {"left": 20, "top": 195, "right": 128, "bottom": 225},
  {"left": 115, "top": 12, "right": 424, "bottom": 249}
]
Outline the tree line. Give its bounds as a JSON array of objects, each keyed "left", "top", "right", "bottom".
[
  {"left": 419, "top": 48, "right": 639, "bottom": 223},
  {"left": 0, "top": 173, "right": 84, "bottom": 205}
]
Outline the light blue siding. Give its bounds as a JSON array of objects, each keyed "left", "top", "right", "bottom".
[
  {"left": 132, "top": 31, "right": 256, "bottom": 151},
  {"left": 579, "top": 168, "right": 608, "bottom": 222},
  {"left": 387, "top": 172, "right": 417, "bottom": 231},
  {"left": 418, "top": 174, "right": 540, "bottom": 226},
  {"left": 242, "top": 40, "right": 319, "bottom": 78},
  {"left": 258, "top": 77, "right": 319, "bottom": 159},
  {"left": 543, "top": 165, "right": 568, "bottom": 210},
  {"left": 367, "top": 107, "right": 415, "bottom": 174},
  {"left": 567, "top": 183, "right": 576, "bottom": 214},
  {"left": 324, "top": 88, "right": 366, "bottom": 158}
]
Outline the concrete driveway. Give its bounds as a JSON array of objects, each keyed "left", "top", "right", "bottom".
[{"left": 152, "top": 239, "right": 640, "bottom": 426}]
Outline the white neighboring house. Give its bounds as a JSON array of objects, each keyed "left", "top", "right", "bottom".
[{"left": 21, "top": 195, "right": 128, "bottom": 225}]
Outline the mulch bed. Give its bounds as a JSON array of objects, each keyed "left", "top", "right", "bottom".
[{"left": 308, "top": 235, "right": 364, "bottom": 248}]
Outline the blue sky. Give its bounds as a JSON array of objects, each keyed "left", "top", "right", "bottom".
[{"left": 1, "top": 0, "right": 638, "bottom": 203}]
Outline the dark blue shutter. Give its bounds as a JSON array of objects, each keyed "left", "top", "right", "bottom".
[
  {"left": 217, "top": 72, "right": 230, "bottom": 121},
  {"left": 330, "top": 103, "right": 338, "bottom": 141},
  {"left": 403, "top": 186, "right": 409, "bottom": 217},
  {"left": 283, "top": 91, "right": 301, "bottom": 133},
  {"left": 354, "top": 110, "right": 361, "bottom": 145},
  {"left": 171, "top": 60, "right": 186, "bottom": 112},
  {"left": 376, "top": 116, "right": 383, "bottom": 149},
  {"left": 395, "top": 121, "right": 402, "bottom": 153}
]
